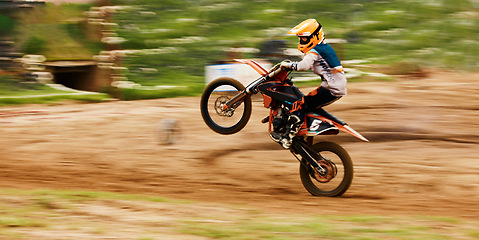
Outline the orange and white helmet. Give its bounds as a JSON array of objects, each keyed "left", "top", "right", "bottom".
[{"left": 287, "top": 19, "right": 325, "bottom": 53}]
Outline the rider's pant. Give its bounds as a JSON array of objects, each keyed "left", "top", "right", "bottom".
[{"left": 291, "top": 86, "right": 341, "bottom": 121}]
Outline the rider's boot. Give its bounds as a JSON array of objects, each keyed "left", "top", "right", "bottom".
[
  {"left": 269, "top": 131, "right": 283, "bottom": 143},
  {"left": 280, "top": 115, "right": 301, "bottom": 149}
]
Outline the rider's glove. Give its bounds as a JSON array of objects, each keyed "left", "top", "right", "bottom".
[{"left": 280, "top": 60, "right": 296, "bottom": 70}]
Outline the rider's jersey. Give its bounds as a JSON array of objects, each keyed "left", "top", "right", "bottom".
[{"left": 291, "top": 43, "right": 347, "bottom": 97}]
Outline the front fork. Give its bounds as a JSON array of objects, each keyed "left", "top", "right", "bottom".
[
  {"left": 306, "top": 136, "right": 314, "bottom": 147},
  {"left": 221, "top": 91, "right": 249, "bottom": 111},
  {"left": 290, "top": 138, "right": 327, "bottom": 175},
  {"left": 222, "top": 76, "right": 265, "bottom": 111}
]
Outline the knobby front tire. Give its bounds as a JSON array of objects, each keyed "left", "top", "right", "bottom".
[
  {"left": 200, "top": 77, "right": 252, "bottom": 135},
  {"left": 299, "top": 141, "right": 353, "bottom": 197}
]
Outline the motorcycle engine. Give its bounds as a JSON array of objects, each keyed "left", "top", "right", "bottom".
[{"left": 273, "top": 115, "right": 288, "bottom": 133}]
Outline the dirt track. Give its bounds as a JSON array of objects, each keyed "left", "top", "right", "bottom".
[{"left": 1, "top": 71, "right": 479, "bottom": 220}]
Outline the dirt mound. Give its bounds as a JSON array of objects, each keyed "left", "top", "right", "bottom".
[{"left": 1, "top": 71, "right": 478, "bottom": 219}]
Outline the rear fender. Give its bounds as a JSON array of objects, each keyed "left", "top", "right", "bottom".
[
  {"left": 304, "top": 114, "right": 369, "bottom": 142},
  {"left": 234, "top": 59, "right": 268, "bottom": 75},
  {"left": 336, "top": 124, "right": 369, "bottom": 142}
]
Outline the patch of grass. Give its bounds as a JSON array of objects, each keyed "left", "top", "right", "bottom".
[
  {"left": 21, "top": 35, "right": 47, "bottom": 54},
  {"left": 467, "top": 230, "right": 479, "bottom": 239},
  {"left": 0, "top": 93, "right": 112, "bottom": 106},
  {"left": 32, "top": 196, "right": 64, "bottom": 210},
  {"left": 14, "top": 2, "right": 98, "bottom": 60},
  {"left": 179, "top": 214, "right": 478, "bottom": 240},
  {"left": 1, "top": 189, "right": 186, "bottom": 204},
  {"left": 0, "top": 74, "right": 113, "bottom": 105},
  {"left": 0, "top": 216, "right": 45, "bottom": 228},
  {"left": 119, "top": 84, "right": 203, "bottom": 101},
  {"left": 0, "top": 75, "right": 69, "bottom": 95},
  {"left": 0, "top": 189, "right": 189, "bottom": 238},
  {"left": 340, "top": 215, "right": 392, "bottom": 224},
  {"left": 291, "top": 79, "right": 321, "bottom": 88},
  {"left": 423, "top": 215, "right": 464, "bottom": 224},
  {"left": 0, "top": 189, "right": 477, "bottom": 239}
]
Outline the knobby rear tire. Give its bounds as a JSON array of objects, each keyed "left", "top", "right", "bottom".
[
  {"left": 200, "top": 77, "right": 252, "bottom": 135},
  {"left": 299, "top": 141, "right": 353, "bottom": 197}
]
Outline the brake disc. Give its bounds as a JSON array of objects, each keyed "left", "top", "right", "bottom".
[
  {"left": 214, "top": 96, "right": 234, "bottom": 117},
  {"left": 314, "top": 159, "right": 336, "bottom": 183}
]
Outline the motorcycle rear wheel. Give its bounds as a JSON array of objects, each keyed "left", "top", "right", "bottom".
[
  {"left": 299, "top": 141, "right": 353, "bottom": 197},
  {"left": 200, "top": 77, "right": 252, "bottom": 135}
]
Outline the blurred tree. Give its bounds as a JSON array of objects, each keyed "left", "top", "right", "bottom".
[{"left": 0, "top": 14, "right": 14, "bottom": 34}]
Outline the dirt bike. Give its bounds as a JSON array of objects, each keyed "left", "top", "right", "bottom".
[{"left": 200, "top": 59, "right": 368, "bottom": 197}]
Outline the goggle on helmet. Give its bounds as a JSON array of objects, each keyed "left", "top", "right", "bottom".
[{"left": 287, "top": 19, "right": 325, "bottom": 53}]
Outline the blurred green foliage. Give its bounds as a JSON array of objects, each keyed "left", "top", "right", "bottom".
[
  {"left": 6, "top": 0, "right": 478, "bottom": 102},
  {"left": 0, "top": 75, "right": 54, "bottom": 94},
  {"left": 14, "top": 3, "right": 101, "bottom": 60},
  {"left": 0, "top": 14, "right": 15, "bottom": 34},
  {"left": 110, "top": 0, "right": 478, "bottom": 87},
  {"left": 21, "top": 35, "right": 47, "bottom": 54},
  {"left": 0, "top": 75, "right": 110, "bottom": 105}
]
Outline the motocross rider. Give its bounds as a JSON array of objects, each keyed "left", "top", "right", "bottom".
[{"left": 271, "top": 19, "right": 347, "bottom": 149}]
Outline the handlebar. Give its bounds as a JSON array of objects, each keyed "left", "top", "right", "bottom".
[
  {"left": 266, "top": 64, "right": 283, "bottom": 78},
  {"left": 223, "top": 62, "right": 291, "bottom": 110},
  {"left": 245, "top": 65, "right": 291, "bottom": 94}
]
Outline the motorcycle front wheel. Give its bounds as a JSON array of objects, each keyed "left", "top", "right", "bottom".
[
  {"left": 200, "top": 77, "right": 252, "bottom": 135},
  {"left": 299, "top": 141, "right": 353, "bottom": 197}
]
